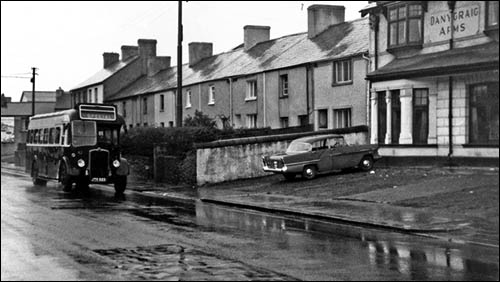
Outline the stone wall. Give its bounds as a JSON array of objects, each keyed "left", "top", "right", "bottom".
[{"left": 195, "top": 126, "right": 368, "bottom": 185}]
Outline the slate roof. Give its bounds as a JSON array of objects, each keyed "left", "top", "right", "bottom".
[
  {"left": 20, "top": 91, "right": 56, "bottom": 102},
  {"left": 367, "top": 42, "right": 499, "bottom": 81},
  {"left": 71, "top": 56, "right": 139, "bottom": 91},
  {"left": 107, "top": 17, "right": 369, "bottom": 101}
]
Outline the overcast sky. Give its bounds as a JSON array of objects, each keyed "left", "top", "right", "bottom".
[{"left": 1, "top": 1, "right": 368, "bottom": 102}]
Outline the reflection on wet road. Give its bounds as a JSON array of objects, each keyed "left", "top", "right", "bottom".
[{"left": 2, "top": 172, "right": 499, "bottom": 281}]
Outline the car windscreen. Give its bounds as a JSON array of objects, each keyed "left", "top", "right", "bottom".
[
  {"left": 97, "top": 127, "right": 119, "bottom": 145},
  {"left": 286, "top": 141, "right": 312, "bottom": 153},
  {"left": 72, "top": 120, "right": 97, "bottom": 147}
]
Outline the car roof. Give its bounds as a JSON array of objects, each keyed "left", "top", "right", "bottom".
[{"left": 292, "top": 134, "right": 343, "bottom": 144}]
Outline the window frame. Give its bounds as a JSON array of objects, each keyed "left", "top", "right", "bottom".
[
  {"left": 468, "top": 82, "right": 499, "bottom": 145},
  {"left": 318, "top": 109, "right": 328, "bottom": 129},
  {"left": 246, "top": 80, "right": 257, "bottom": 101},
  {"left": 208, "top": 85, "right": 215, "bottom": 105},
  {"left": 246, "top": 114, "right": 257, "bottom": 128},
  {"left": 159, "top": 94, "right": 165, "bottom": 112},
  {"left": 280, "top": 117, "right": 289, "bottom": 128},
  {"left": 333, "top": 108, "right": 352, "bottom": 129},
  {"left": 186, "top": 90, "right": 192, "bottom": 108},
  {"left": 332, "top": 59, "right": 353, "bottom": 85},
  {"left": 143, "top": 97, "right": 148, "bottom": 115},
  {"left": 485, "top": 0, "right": 499, "bottom": 32},
  {"left": 387, "top": 2, "right": 424, "bottom": 51},
  {"left": 279, "top": 74, "right": 289, "bottom": 98},
  {"left": 412, "top": 88, "right": 429, "bottom": 145}
]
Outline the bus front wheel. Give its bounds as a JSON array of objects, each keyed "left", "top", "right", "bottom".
[
  {"left": 32, "top": 162, "right": 47, "bottom": 186},
  {"left": 59, "top": 163, "right": 73, "bottom": 192},
  {"left": 114, "top": 176, "right": 127, "bottom": 194}
]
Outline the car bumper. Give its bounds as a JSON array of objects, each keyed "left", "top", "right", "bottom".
[{"left": 263, "top": 165, "right": 288, "bottom": 173}]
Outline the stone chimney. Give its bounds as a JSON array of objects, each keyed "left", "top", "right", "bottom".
[
  {"left": 307, "top": 5, "right": 345, "bottom": 38},
  {"left": 121, "top": 45, "right": 139, "bottom": 61},
  {"left": 138, "top": 39, "right": 157, "bottom": 58},
  {"left": 103, "top": 52, "right": 119, "bottom": 68},
  {"left": 55, "top": 87, "right": 64, "bottom": 98},
  {"left": 147, "top": 56, "right": 171, "bottom": 76},
  {"left": 244, "top": 25, "right": 270, "bottom": 51},
  {"left": 188, "top": 42, "right": 213, "bottom": 66}
]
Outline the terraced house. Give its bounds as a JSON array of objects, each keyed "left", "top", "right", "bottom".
[
  {"left": 361, "top": 1, "right": 499, "bottom": 161},
  {"left": 73, "top": 5, "right": 370, "bottom": 132}
]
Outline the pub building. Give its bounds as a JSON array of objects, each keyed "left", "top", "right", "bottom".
[{"left": 361, "top": 1, "right": 499, "bottom": 164}]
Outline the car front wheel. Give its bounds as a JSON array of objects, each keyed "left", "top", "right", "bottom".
[
  {"left": 359, "top": 155, "right": 374, "bottom": 171},
  {"left": 302, "top": 165, "right": 317, "bottom": 180}
]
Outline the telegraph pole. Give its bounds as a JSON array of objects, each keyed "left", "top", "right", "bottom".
[
  {"left": 31, "top": 67, "right": 37, "bottom": 117},
  {"left": 176, "top": 0, "right": 183, "bottom": 127}
]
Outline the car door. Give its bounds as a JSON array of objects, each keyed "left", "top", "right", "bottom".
[
  {"left": 313, "top": 139, "right": 332, "bottom": 172},
  {"left": 329, "top": 137, "right": 351, "bottom": 169}
]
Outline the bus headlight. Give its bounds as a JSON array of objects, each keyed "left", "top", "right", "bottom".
[
  {"left": 112, "top": 160, "right": 120, "bottom": 168},
  {"left": 77, "top": 159, "right": 85, "bottom": 168}
]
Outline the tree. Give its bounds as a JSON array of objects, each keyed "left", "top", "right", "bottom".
[{"left": 183, "top": 110, "right": 217, "bottom": 128}]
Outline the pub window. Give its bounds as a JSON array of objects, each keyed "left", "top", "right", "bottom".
[
  {"left": 391, "top": 90, "right": 401, "bottom": 144},
  {"left": 279, "top": 74, "right": 289, "bottom": 97},
  {"left": 333, "top": 108, "right": 351, "bottom": 129},
  {"left": 318, "top": 109, "right": 328, "bottom": 129},
  {"left": 413, "top": 89, "right": 429, "bottom": 145},
  {"left": 469, "top": 82, "right": 499, "bottom": 145},
  {"left": 388, "top": 3, "right": 423, "bottom": 48},
  {"left": 486, "top": 1, "right": 499, "bottom": 30},
  {"left": 333, "top": 59, "right": 352, "bottom": 84},
  {"left": 246, "top": 80, "right": 257, "bottom": 100}
]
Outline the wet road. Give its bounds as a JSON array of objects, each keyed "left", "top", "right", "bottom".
[{"left": 1, "top": 171, "right": 499, "bottom": 281}]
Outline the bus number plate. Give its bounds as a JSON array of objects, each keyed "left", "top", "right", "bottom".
[{"left": 91, "top": 177, "right": 107, "bottom": 182}]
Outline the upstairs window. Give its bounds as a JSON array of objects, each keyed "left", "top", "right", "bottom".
[
  {"left": 333, "top": 59, "right": 352, "bottom": 84},
  {"left": 160, "top": 94, "right": 164, "bottom": 112},
  {"left": 279, "top": 74, "right": 289, "bottom": 97},
  {"left": 208, "top": 85, "right": 215, "bottom": 105},
  {"left": 388, "top": 3, "right": 423, "bottom": 49},
  {"left": 246, "top": 80, "right": 257, "bottom": 101},
  {"left": 186, "top": 90, "right": 192, "bottom": 108},
  {"left": 143, "top": 97, "right": 148, "bottom": 114},
  {"left": 122, "top": 101, "right": 126, "bottom": 118},
  {"left": 486, "top": 1, "right": 499, "bottom": 31}
]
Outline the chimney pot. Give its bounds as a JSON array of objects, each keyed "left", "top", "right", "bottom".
[
  {"left": 244, "top": 25, "right": 270, "bottom": 51},
  {"left": 307, "top": 5, "right": 345, "bottom": 38}
]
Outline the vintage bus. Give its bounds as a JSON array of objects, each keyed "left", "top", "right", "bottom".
[{"left": 26, "top": 103, "right": 129, "bottom": 193}]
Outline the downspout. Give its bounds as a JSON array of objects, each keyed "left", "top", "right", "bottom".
[
  {"left": 263, "top": 72, "right": 266, "bottom": 127},
  {"left": 448, "top": 1, "right": 455, "bottom": 161},
  {"left": 362, "top": 53, "right": 371, "bottom": 127},
  {"left": 306, "top": 64, "right": 310, "bottom": 125},
  {"left": 229, "top": 78, "right": 233, "bottom": 127}
]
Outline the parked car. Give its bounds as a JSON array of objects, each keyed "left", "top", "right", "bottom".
[{"left": 262, "top": 134, "right": 381, "bottom": 180}]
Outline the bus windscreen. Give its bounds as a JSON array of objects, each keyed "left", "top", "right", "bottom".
[{"left": 72, "top": 120, "right": 97, "bottom": 147}]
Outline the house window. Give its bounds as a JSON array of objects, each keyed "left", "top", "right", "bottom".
[
  {"left": 333, "top": 108, "right": 351, "bottom": 129},
  {"left": 129, "top": 124, "right": 133, "bottom": 129},
  {"left": 388, "top": 3, "right": 423, "bottom": 48},
  {"left": 377, "top": 91, "right": 387, "bottom": 144},
  {"left": 122, "top": 101, "right": 126, "bottom": 118},
  {"left": 279, "top": 74, "right": 289, "bottom": 97},
  {"left": 144, "top": 123, "right": 148, "bottom": 127},
  {"left": 413, "top": 89, "right": 428, "bottom": 144},
  {"left": 88, "top": 89, "right": 92, "bottom": 103},
  {"left": 280, "top": 117, "right": 289, "bottom": 128},
  {"left": 246, "top": 80, "right": 257, "bottom": 101},
  {"left": 208, "top": 85, "right": 215, "bottom": 105},
  {"left": 186, "top": 90, "right": 192, "bottom": 108},
  {"left": 247, "top": 114, "right": 257, "bottom": 128},
  {"left": 94, "top": 88, "right": 98, "bottom": 103},
  {"left": 333, "top": 59, "right": 352, "bottom": 84},
  {"left": 318, "top": 109, "right": 328, "bottom": 129},
  {"left": 391, "top": 90, "right": 401, "bottom": 144},
  {"left": 169, "top": 121, "right": 174, "bottom": 127},
  {"left": 486, "top": 1, "right": 499, "bottom": 30},
  {"left": 160, "top": 122, "right": 165, "bottom": 127},
  {"left": 160, "top": 94, "right": 164, "bottom": 112},
  {"left": 469, "top": 82, "right": 499, "bottom": 145},
  {"left": 143, "top": 97, "right": 148, "bottom": 114}
]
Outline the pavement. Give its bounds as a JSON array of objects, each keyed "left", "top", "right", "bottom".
[{"left": 2, "top": 160, "right": 498, "bottom": 248}]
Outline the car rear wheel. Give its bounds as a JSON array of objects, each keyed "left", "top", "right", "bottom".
[
  {"left": 283, "top": 173, "right": 296, "bottom": 181},
  {"left": 359, "top": 155, "right": 374, "bottom": 171},
  {"left": 302, "top": 165, "right": 317, "bottom": 180}
]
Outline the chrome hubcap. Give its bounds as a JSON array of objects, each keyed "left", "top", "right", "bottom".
[
  {"left": 306, "top": 168, "right": 313, "bottom": 176},
  {"left": 363, "top": 160, "right": 371, "bottom": 166}
]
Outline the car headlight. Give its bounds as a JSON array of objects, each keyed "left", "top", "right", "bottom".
[
  {"left": 77, "top": 159, "right": 85, "bottom": 167},
  {"left": 113, "top": 159, "right": 120, "bottom": 168}
]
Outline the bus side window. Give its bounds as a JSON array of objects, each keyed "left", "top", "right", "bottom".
[
  {"left": 55, "top": 127, "right": 61, "bottom": 145},
  {"left": 49, "top": 128, "right": 55, "bottom": 144},
  {"left": 43, "top": 128, "right": 49, "bottom": 144},
  {"left": 34, "top": 129, "right": 39, "bottom": 144}
]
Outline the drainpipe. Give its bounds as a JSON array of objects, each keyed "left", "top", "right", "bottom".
[
  {"left": 447, "top": 1, "right": 455, "bottom": 162},
  {"left": 362, "top": 53, "right": 371, "bottom": 126},
  {"left": 263, "top": 72, "right": 266, "bottom": 127},
  {"left": 306, "top": 64, "right": 310, "bottom": 125},
  {"left": 229, "top": 78, "right": 233, "bottom": 127}
]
